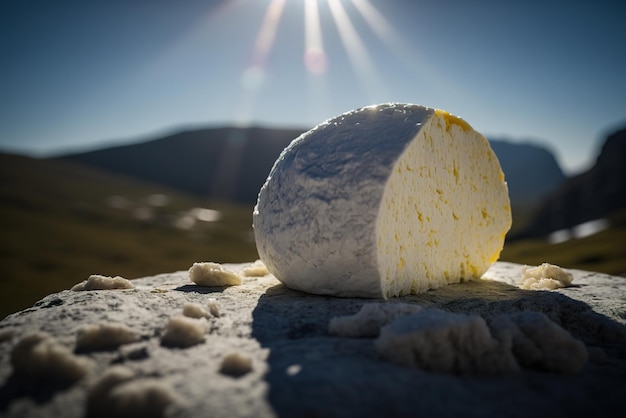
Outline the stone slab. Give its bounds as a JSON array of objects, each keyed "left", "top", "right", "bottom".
[{"left": 0, "top": 261, "right": 625, "bottom": 417}]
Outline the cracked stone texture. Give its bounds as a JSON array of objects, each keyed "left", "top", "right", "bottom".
[{"left": 0, "top": 261, "right": 625, "bottom": 418}]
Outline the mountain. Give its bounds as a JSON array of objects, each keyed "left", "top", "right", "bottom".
[
  {"left": 516, "top": 126, "right": 626, "bottom": 238},
  {"left": 488, "top": 140, "right": 566, "bottom": 206},
  {"left": 58, "top": 127, "right": 306, "bottom": 204},
  {"left": 57, "top": 127, "right": 566, "bottom": 217}
]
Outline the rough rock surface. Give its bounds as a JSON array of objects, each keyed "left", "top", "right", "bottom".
[{"left": 0, "top": 261, "right": 625, "bottom": 418}]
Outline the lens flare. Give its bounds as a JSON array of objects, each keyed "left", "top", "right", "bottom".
[
  {"left": 237, "top": 0, "right": 287, "bottom": 124},
  {"left": 251, "top": 0, "right": 286, "bottom": 68},
  {"left": 327, "top": 0, "right": 387, "bottom": 101},
  {"left": 234, "top": 0, "right": 439, "bottom": 123},
  {"left": 304, "top": 0, "right": 327, "bottom": 75},
  {"left": 242, "top": 0, "right": 286, "bottom": 90},
  {"left": 351, "top": 0, "right": 452, "bottom": 97}
]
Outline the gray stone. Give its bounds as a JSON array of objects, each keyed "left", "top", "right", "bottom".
[{"left": 0, "top": 261, "right": 625, "bottom": 418}]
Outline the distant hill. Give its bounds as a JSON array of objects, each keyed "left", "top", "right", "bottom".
[
  {"left": 57, "top": 127, "right": 306, "bottom": 204},
  {"left": 57, "top": 126, "right": 566, "bottom": 218},
  {"left": 488, "top": 140, "right": 566, "bottom": 206},
  {"left": 516, "top": 126, "right": 626, "bottom": 238},
  {"left": 0, "top": 152, "right": 257, "bottom": 318}
]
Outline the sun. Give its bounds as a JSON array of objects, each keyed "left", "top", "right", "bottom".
[{"left": 236, "top": 0, "right": 410, "bottom": 124}]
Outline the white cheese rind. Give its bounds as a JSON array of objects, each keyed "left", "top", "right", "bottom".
[{"left": 253, "top": 103, "right": 511, "bottom": 298}]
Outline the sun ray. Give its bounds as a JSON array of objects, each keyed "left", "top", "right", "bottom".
[
  {"left": 327, "top": 0, "right": 387, "bottom": 102},
  {"left": 237, "top": 0, "right": 287, "bottom": 125},
  {"left": 252, "top": 0, "right": 287, "bottom": 68},
  {"left": 350, "top": 0, "right": 393, "bottom": 43},
  {"left": 304, "top": 0, "right": 327, "bottom": 75},
  {"left": 350, "top": 0, "right": 453, "bottom": 99},
  {"left": 304, "top": 0, "right": 331, "bottom": 121}
]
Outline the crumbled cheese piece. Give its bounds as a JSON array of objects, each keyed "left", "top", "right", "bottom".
[
  {"left": 286, "top": 364, "right": 302, "bottom": 376},
  {"left": 242, "top": 259, "right": 270, "bottom": 277},
  {"left": 491, "top": 312, "right": 587, "bottom": 373},
  {"left": 11, "top": 332, "right": 92, "bottom": 382},
  {"left": 182, "top": 302, "right": 212, "bottom": 319},
  {"left": 182, "top": 300, "right": 220, "bottom": 318},
  {"left": 71, "top": 274, "right": 135, "bottom": 291},
  {"left": 87, "top": 366, "right": 184, "bottom": 417},
  {"left": 189, "top": 262, "right": 242, "bottom": 287},
  {"left": 160, "top": 315, "right": 207, "bottom": 348},
  {"left": 329, "top": 302, "right": 423, "bottom": 338},
  {"left": 105, "top": 379, "right": 184, "bottom": 416},
  {"left": 375, "top": 309, "right": 519, "bottom": 373},
  {"left": 76, "top": 323, "right": 139, "bottom": 352},
  {"left": 208, "top": 299, "right": 220, "bottom": 318},
  {"left": 88, "top": 365, "right": 135, "bottom": 403},
  {"left": 254, "top": 103, "right": 511, "bottom": 298},
  {"left": 520, "top": 263, "right": 573, "bottom": 290},
  {"left": 370, "top": 309, "right": 587, "bottom": 374},
  {"left": 220, "top": 352, "right": 253, "bottom": 377}
]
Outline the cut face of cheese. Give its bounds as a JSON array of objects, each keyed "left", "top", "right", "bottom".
[{"left": 253, "top": 103, "right": 511, "bottom": 298}]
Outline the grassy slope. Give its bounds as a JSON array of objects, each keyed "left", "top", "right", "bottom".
[
  {"left": 0, "top": 153, "right": 258, "bottom": 318},
  {"left": 501, "top": 209, "right": 626, "bottom": 277}
]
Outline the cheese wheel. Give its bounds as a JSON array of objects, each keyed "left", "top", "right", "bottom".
[{"left": 253, "top": 103, "right": 511, "bottom": 298}]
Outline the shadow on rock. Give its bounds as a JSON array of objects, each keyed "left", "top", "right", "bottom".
[
  {"left": 400, "top": 280, "right": 626, "bottom": 346},
  {"left": 251, "top": 279, "right": 626, "bottom": 418},
  {"left": 0, "top": 373, "right": 76, "bottom": 412},
  {"left": 173, "top": 284, "right": 229, "bottom": 294}
]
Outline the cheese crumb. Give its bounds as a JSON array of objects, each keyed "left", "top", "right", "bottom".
[
  {"left": 208, "top": 299, "right": 220, "bottom": 318},
  {"left": 11, "top": 332, "right": 92, "bottom": 383},
  {"left": 160, "top": 315, "right": 207, "bottom": 348},
  {"left": 189, "top": 262, "right": 242, "bottom": 287},
  {"left": 519, "top": 263, "right": 573, "bottom": 290},
  {"left": 182, "top": 302, "right": 212, "bottom": 319},
  {"left": 329, "top": 303, "right": 423, "bottom": 338},
  {"left": 104, "top": 379, "right": 184, "bottom": 417},
  {"left": 219, "top": 352, "right": 253, "bottom": 377},
  {"left": 87, "top": 366, "right": 184, "bottom": 418},
  {"left": 286, "top": 364, "right": 302, "bottom": 376},
  {"left": 71, "top": 274, "right": 135, "bottom": 291},
  {"left": 242, "top": 259, "right": 270, "bottom": 277},
  {"left": 182, "top": 300, "right": 220, "bottom": 318},
  {"left": 87, "top": 366, "right": 135, "bottom": 408},
  {"left": 490, "top": 312, "right": 587, "bottom": 373},
  {"left": 371, "top": 309, "right": 587, "bottom": 374},
  {"left": 375, "top": 309, "right": 519, "bottom": 374},
  {"left": 76, "top": 323, "right": 139, "bottom": 352}
]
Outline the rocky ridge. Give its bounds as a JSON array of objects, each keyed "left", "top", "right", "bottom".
[{"left": 518, "top": 127, "right": 626, "bottom": 237}]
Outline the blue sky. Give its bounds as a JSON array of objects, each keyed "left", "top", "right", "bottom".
[{"left": 2, "top": 0, "right": 625, "bottom": 174}]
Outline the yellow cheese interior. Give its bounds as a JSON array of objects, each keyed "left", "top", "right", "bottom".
[{"left": 375, "top": 111, "right": 511, "bottom": 298}]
